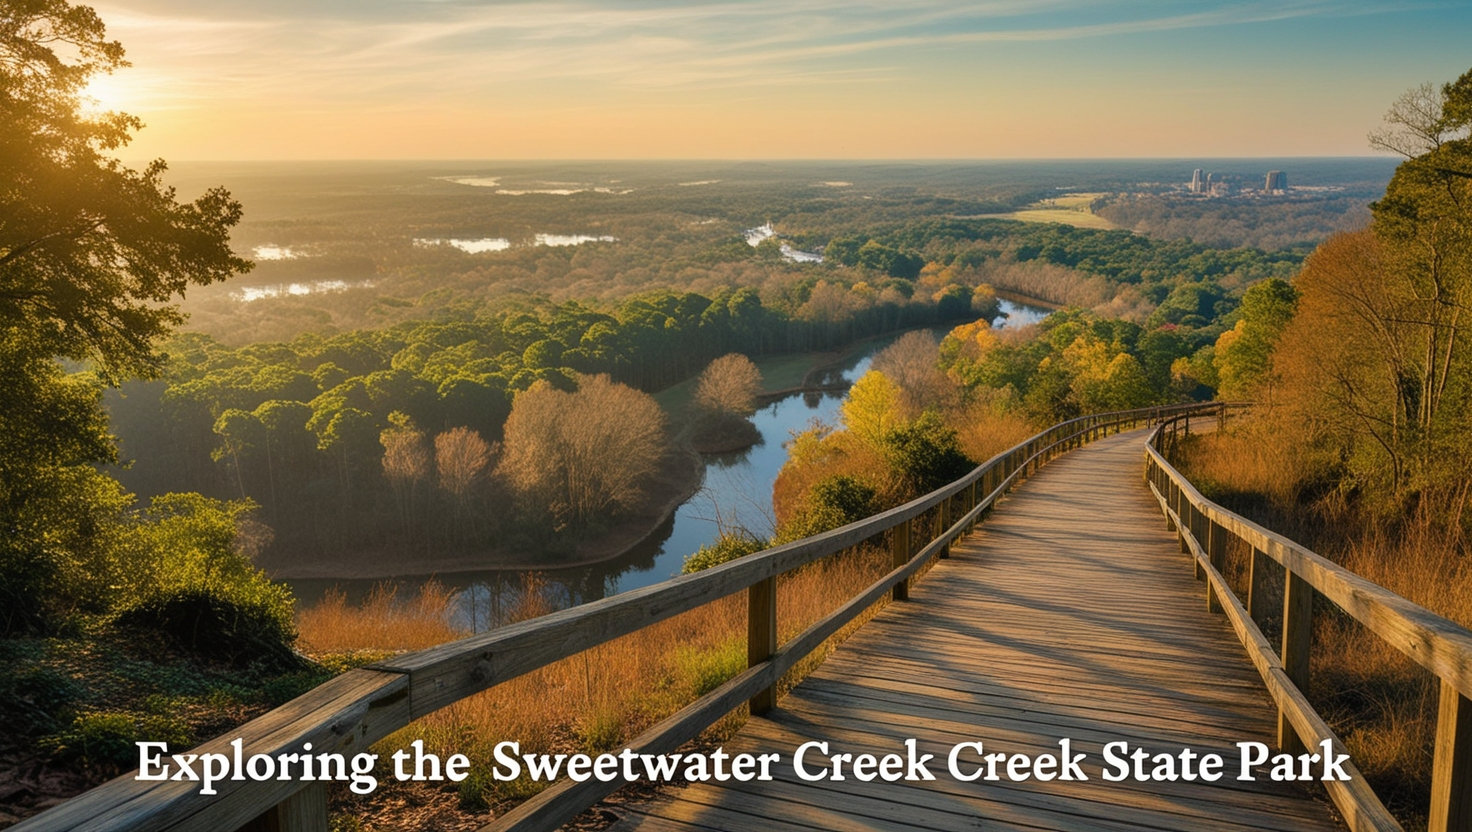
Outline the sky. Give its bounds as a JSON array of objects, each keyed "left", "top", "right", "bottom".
[{"left": 82, "top": 0, "right": 1472, "bottom": 160}]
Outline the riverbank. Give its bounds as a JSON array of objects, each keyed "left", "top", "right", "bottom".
[
  {"left": 273, "top": 320, "right": 1021, "bottom": 586},
  {"left": 261, "top": 443, "right": 705, "bottom": 579}
]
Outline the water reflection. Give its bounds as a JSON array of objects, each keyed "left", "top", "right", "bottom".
[{"left": 286, "top": 302, "right": 1053, "bottom": 632}]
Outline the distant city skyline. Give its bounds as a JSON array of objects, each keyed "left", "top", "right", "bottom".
[{"left": 81, "top": 1, "right": 1472, "bottom": 160}]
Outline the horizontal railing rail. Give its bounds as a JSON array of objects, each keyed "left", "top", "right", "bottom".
[
  {"left": 1146, "top": 410, "right": 1472, "bottom": 832},
  {"left": 17, "top": 401, "right": 1223, "bottom": 832}
]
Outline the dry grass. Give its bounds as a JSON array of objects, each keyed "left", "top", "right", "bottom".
[
  {"left": 1169, "top": 415, "right": 1312, "bottom": 513},
  {"left": 1176, "top": 423, "right": 1470, "bottom": 830},
  {"left": 297, "top": 581, "right": 467, "bottom": 653},
  {"left": 301, "top": 546, "right": 894, "bottom": 829}
]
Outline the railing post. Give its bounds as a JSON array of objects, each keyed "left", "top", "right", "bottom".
[
  {"left": 240, "top": 783, "right": 329, "bottom": 832},
  {"left": 965, "top": 481, "right": 977, "bottom": 533},
  {"left": 939, "top": 496, "right": 951, "bottom": 559},
  {"left": 1432, "top": 679, "right": 1472, "bottom": 832},
  {"left": 748, "top": 576, "right": 778, "bottom": 715},
  {"left": 1280, "top": 568, "right": 1313, "bottom": 754},
  {"left": 1176, "top": 488, "right": 1191, "bottom": 556},
  {"left": 1246, "top": 547, "right": 1264, "bottom": 623},
  {"left": 891, "top": 520, "right": 911, "bottom": 602},
  {"left": 1206, "top": 519, "right": 1226, "bottom": 614},
  {"left": 1160, "top": 464, "right": 1177, "bottom": 532}
]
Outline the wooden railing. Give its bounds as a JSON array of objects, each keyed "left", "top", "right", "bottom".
[
  {"left": 15, "top": 402, "right": 1220, "bottom": 832},
  {"left": 1146, "top": 409, "right": 1472, "bottom": 832}
]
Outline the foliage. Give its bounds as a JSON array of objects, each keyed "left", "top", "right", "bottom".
[
  {"left": 878, "top": 414, "right": 973, "bottom": 500},
  {"left": 842, "top": 371, "right": 904, "bottom": 448},
  {"left": 681, "top": 530, "right": 767, "bottom": 574},
  {"left": 0, "top": 0, "right": 261, "bottom": 636},
  {"left": 694, "top": 353, "right": 762, "bottom": 418},
  {"left": 42, "top": 708, "right": 193, "bottom": 769},
  {"left": 1213, "top": 278, "right": 1298, "bottom": 399},
  {"left": 775, "top": 475, "right": 879, "bottom": 543},
  {"left": 1262, "top": 69, "right": 1472, "bottom": 516},
  {"left": 0, "top": 0, "right": 250, "bottom": 381},
  {"left": 109, "top": 278, "right": 993, "bottom": 563},
  {"left": 940, "top": 311, "right": 1189, "bottom": 425}
]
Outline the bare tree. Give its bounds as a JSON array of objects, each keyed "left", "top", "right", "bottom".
[
  {"left": 499, "top": 376, "right": 666, "bottom": 529},
  {"left": 381, "top": 416, "right": 431, "bottom": 538},
  {"left": 872, "top": 330, "right": 953, "bottom": 415},
  {"left": 694, "top": 353, "right": 762, "bottom": 418},
  {"left": 435, "top": 427, "right": 495, "bottom": 518},
  {"left": 1368, "top": 82, "right": 1456, "bottom": 158}
]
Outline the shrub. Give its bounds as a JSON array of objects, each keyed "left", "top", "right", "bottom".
[
  {"left": 776, "top": 475, "right": 877, "bottom": 543},
  {"left": 682, "top": 531, "right": 767, "bottom": 573},
  {"left": 44, "top": 709, "right": 193, "bottom": 769},
  {"left": 116, "top": 587, "right": 302, "bottom": 672},
  {"left": 881, "top": 412, "right": 975, "bottom": 499},
  {"left": 0, "top": 642, "right": 83, "bottom": 738}
]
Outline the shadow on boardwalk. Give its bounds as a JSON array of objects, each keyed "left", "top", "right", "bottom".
[{"left": 613, "top": 429, "right": 1341, "bottom": 832}]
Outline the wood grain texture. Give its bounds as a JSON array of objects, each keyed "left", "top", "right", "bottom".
[
  {"left": 1146, "top": 443, "right": 1472, "bottom": 702},
  {"left": 612, "top": 430, "right": 1341, "bottom": 832}
]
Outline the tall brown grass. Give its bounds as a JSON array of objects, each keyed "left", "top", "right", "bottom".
[
  {"left": 297, "top": 581, "right": 466, "bottom": 653},
  {"left": 298, "top": 547, "right": 893, "bottom": 828},
  {"left": 1177, "top": 422, "right": 1469, "bottom": 829}
]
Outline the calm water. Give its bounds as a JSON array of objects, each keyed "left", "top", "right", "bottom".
[{"left": 286, "top": 300, "right": 1049, "bottom": 629}]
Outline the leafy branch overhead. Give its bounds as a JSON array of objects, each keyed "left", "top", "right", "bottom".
[{"left": 0, "top": 0, "right": 250, "bottom": 381}]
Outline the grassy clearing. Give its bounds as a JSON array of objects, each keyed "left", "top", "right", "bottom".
[
  {"left": 973, "top": 193, "right": 1117, "bottom": 230},
  {"left": 1176, "top": 424, "right": 1465, "bottom": 829},
  {"left": 295, "top": 546, "right": 893, "bottom": 829}
]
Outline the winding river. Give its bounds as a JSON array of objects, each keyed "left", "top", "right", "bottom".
[{"left": 285, "top": 299, "right": 1050, "bottom": 630}]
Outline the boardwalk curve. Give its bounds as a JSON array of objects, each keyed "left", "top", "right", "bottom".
[{"left": 614, "top": 429, "right": 1340, "bottom": 831}]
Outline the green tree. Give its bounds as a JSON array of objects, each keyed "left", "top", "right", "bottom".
[
  {"left": 0, "top": 0, "right": 249, "bottom": 632},
  {"left": 1214, "top": 278, "right": 1298, "bottom": 399}
]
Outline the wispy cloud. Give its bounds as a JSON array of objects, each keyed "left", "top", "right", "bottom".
[{"left": 93, "top": 0, "right": 1406, "bottom": 103}]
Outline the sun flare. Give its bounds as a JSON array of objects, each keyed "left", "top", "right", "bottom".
[{"left": 80, "top": 73, "right": 132, "bottom": 116}]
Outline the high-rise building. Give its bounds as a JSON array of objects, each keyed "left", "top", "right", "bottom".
[
  {"left": 1190, "top": 169, "right": 1204, "bottom": 194},
  {"left": 1264, "top": 171, "right": 1287, "bottom": 193}
]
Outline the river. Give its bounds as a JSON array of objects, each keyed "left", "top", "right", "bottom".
[{"left": 285, "top": 298, "right": 1050, "bottom": 630}]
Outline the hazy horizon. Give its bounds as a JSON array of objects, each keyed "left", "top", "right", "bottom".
[{"left": 86, "top": 1, "right": 1470, "bottom": 161}]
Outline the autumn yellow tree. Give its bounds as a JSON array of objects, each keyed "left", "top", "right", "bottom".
[{"left": 435, "top": 427, "right": 494, "bottom": 522}]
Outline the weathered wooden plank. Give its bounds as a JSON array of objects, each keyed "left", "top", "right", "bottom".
[{"left": 1431, "top": 679, "right": 1472, "bottom": 832}]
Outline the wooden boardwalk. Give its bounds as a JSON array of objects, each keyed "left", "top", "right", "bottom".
[{"left": 614, "top": 429, "right": 1341, "bottom": 832}]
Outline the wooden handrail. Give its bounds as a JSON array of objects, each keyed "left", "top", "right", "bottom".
[
  {"left": 1146, "top": 410, "right": 1472, "bottom": 832},
  {"left": 15, "top": 401, "right": 1222, "bottom": 832}
]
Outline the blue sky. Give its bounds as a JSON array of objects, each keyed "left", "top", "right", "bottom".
[{"left": 85, "top": 0, "right": 1472, "bottom": 158}]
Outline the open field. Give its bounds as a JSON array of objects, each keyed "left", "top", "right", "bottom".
[{"left": 984, "top": 192, "right": 1118, "bottom": 229}]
